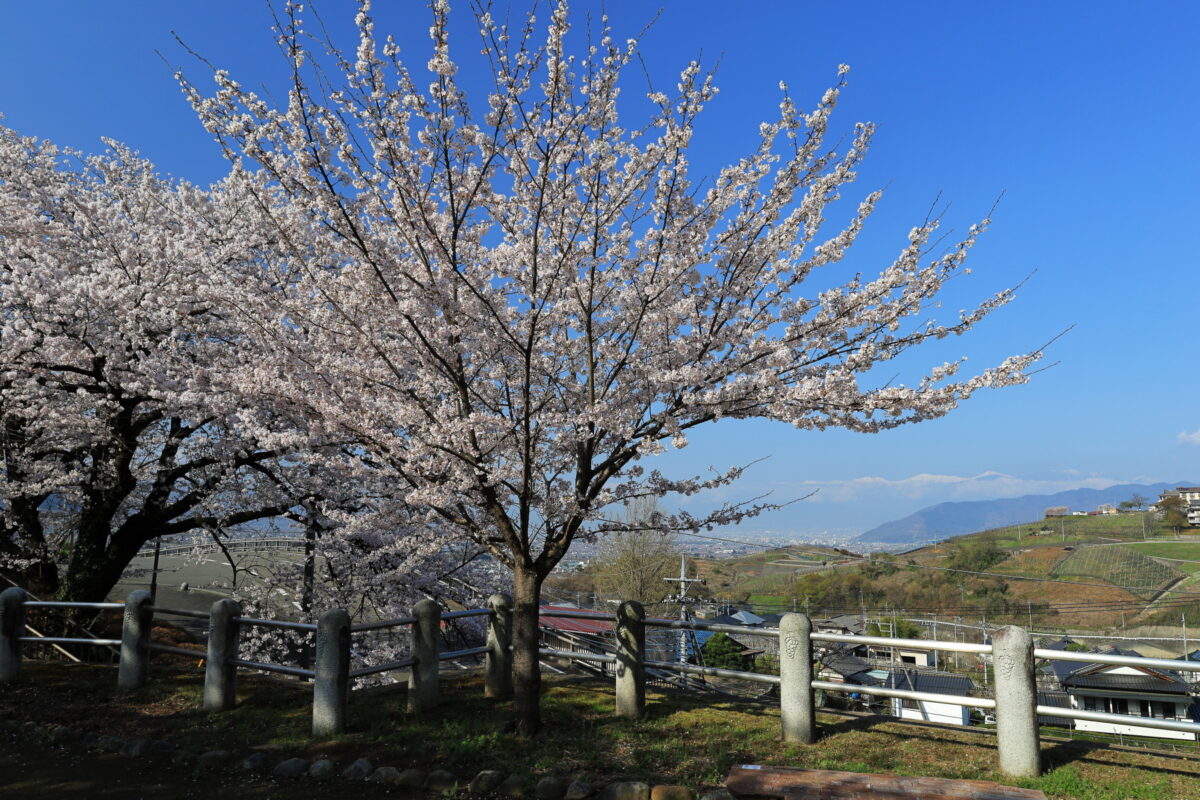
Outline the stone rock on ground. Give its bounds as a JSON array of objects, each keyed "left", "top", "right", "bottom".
[
  {"left": 698, "top": 790, "right": 734, "bottom": 800},
  {"left": 309, "top": 759, "right": 337, "bottom": 780},
  {"left": 650, "top": 786, "right": 692, "bottom": 800},
  {"left": 425, "top": 769, "right": 459, "bottom": 793},
  {"left": 600, "top": 782, "right": 651, "bottom": 800},
  {"left": 471, "top": 770, "right": 507, "bottom": 794},
  {"left": 171, "top": 750, "right": 198, "bottom": 767},
  {"left": 273, "top": 757, "right": 309, "bottom": 778},
  {"left": 565, "top": 778, "right": 595, "bottom": 800},
  {"left": 537, "top": 777, "right": 568, "bottom": 800},
  {"left": 397, "top": 768, "right": 427, "bottom": 788},
  {"left": 368, "top": 767, "right": 402, "bottom": 785},
  {"left": 342, "top": 758, "right": 374, "bottom": 780},
  {"left": 242, "top": 752, "right": 270, "bottom": 773},
  {"left": 498, "top": 775, "right": 529, "bottom": 798}
]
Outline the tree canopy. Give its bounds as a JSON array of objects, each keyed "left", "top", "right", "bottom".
[{"left": 171, "top": 0, "right": 1038, "bottom": 734}]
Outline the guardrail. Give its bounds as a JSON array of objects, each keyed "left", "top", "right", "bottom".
[
  {"left": 6, "top": 587, "right": 1200, "bottom": 779},
  {"left": 0, "top": 586, "right": 512, "bottom": 738},
  {"left": 134, "top": 538, "right": 307, "bottom": 559},
  {"left": 529, "top": 602, "right": 1200, "bottom": 780}
]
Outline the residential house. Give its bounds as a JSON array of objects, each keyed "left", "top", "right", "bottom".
[
  {"left": 814, "top": 648, "right": 975, "bottom": 726},
  {"left": 1046, "top": 645, "right": 1196, "bottom": 741},
  {"left": 814, "top": 614, "right": 866, "bottom": 636},
  {"left": 836, "top": 666, "right": 975, "bottom": 726}
]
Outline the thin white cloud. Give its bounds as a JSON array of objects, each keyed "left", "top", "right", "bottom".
[
  {"left": 1179, "top": 429, "right": 1200, "bottom": 446},
  {"left": 795, "top": 471, "right": 1127, "bottom": 503}
]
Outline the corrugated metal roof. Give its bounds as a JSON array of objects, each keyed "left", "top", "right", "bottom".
[{"left": 539, "top": 606, "right": 614, "bottom": 634}]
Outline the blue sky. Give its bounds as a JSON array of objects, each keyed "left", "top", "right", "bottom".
[{"left": 1, "top": 1, "right": 1195, "bottom": 538}]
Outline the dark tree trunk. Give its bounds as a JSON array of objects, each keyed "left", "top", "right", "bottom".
[
  {"left": 511, "top": 562, "right": 544, "bottom": 737},
  {"left": 60, "top": 518, "right": 144, "bottom": 603}
]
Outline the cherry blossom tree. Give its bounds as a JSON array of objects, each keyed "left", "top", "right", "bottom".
[
  {"left": 180, "top": 0, "right": 1039, "bottom": 733},
  {"left": 0, "top": 126, "right": 320, "bottom": 602}
]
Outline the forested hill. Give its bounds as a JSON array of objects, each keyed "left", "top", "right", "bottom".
[{"left": 854, "top": 482, "right": 1183, "bottom": 545}]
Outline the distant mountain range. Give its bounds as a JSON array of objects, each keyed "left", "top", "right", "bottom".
[{"left": 853, "top": 482, "right": 1188, "bottom": 545}]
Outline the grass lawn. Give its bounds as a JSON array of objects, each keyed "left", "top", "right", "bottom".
[
  {"left": 2, "top": 662, "right": 1199, "bottom": 799},
  {"left": 1125, "top": 542, "right": 1200, "bottom": 573},
  {"left": 979, "top": 514, "right": 1162, "bottom": 550}
]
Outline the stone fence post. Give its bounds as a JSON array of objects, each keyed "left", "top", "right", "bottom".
[
  {"left": 992, "top": 625, "right": 1041, "bottom": 778},
  {"left": 118, "top": 590, "right": 153, "bottom": 689},
  {"left": 410, "top": 598, "right": 441, "bottom": 713},
  {"left": 485, "top": 593, "right": 513, "bottom": 699},
  {"left": 313, "top": 608, "right": 351, "bottom": 736},
  {"left": 0, "top": 587, "right": 27, "bottom": 682},
  {"left": 615, "top": 600, "right": 645, "bottom": 718},
  {"left": 779, "top": 612, "right": 815, "bottom": 743},
  {"left": 204, "top": 598, "right": 241, "bottom": 712}
]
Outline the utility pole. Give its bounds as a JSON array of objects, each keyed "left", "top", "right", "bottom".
[
  {"left": 1184, "top": 613, "right": 1189, "bottom": 659},
  {"left": 1027, "top": 600, "right": 1032, "bottom": 631},
  {"left": 954, "top": 617, "right": 962, "bottom": 670},
  {"left": 664, "top": 555, "right": 705, "bottom": 665}
]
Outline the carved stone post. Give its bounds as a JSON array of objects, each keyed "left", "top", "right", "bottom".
[
  {"left": 615, "top": 600, "right": 645, "bottom": 718},
  {"left": 410, "top": 598, "right": 441, "bottom": 713},
  {"left": 117, "top": 590, "right": 153, "bottom": 689},
  {"left": 485, "top": 593, "right": 513, "bottom": 699},
  {"left": 313, "top": 608, "right": 351, "bottom": 736},
  {"left": 780, "top": 612, "right": 815, "bottom": 743},
  {"left": 0, "top": 587, "right": 27, "bottom": 683},
  {"left": 204, "top": 598, "right": 241, "bottom": 711},
  {"left": 992, "top": 625, "right": 1040, "bottom": 778}
]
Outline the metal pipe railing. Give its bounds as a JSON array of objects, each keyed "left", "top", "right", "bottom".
[
  {"left": 350, "top": 616, "right": 416, "bottom": 633},
  {"left": 539, "top": 609, "right": 615, "bottom": 621},
  {"left": 441, "top": 609, "right": 492, "bottom": 621},
  {"left": 22, "top": 601, "right": 124, "bottom": 610},
  {"left": 19, "top": 637, "right": 121, "bottom": 646},
  {"left": 646, "top": 617, "right": 781, "bottom": 637},
  {"left": 645, "top": 658, "right": 780, "bottom": 685},
  {"left": 1033, "top": 648, "right": 1200, "bottom": 673},
  {"left": 440, "top": 645, "right": 489, "bottom": 660},
  {"left": 541, "top": 647, "right": 617, "bottom": 664},
  {"left": 149, "top": 606, "right": 209, "bottom": 620},
  {"left": 229, "top": 658, "right": 315, "bottom": 679},
  {"left": 812, "top": 679, "right": 996, "bottom": 710},
  {"left": 1036, "top": 705, "right": 1200, "bottom": 735},
  {"left": 349, "top": 657, "right": 416, "bottom": 679},
  {"left": 232, "top": 616, "right": 318, "bottom": 633},
  {"left": 813, "top": 631, "right": 992, "bottom": 654}
]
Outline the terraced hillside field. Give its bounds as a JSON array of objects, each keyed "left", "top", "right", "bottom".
[
  {"left": 1051, "top": 545, "right": 1184, "bottom": 600},
  {"left": 990, "top": 546, "right": 1071, "bottom": 578}
]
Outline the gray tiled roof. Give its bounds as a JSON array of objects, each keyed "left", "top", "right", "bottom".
[
  {"left": 820, "top": 651, "right": 872, "bottom": 677},
  {"left": 1062, "top": 672, "right": 1191, "bottom": 694},
  {"left": 1037, "top": 690, "right": 1071, "bottom": 726},
  {"left": 845, "top": 667, "right": 975, "bottom": 696},
  {"left": 1050, "top": 645, "right": 1192, "bottom": 694}
]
